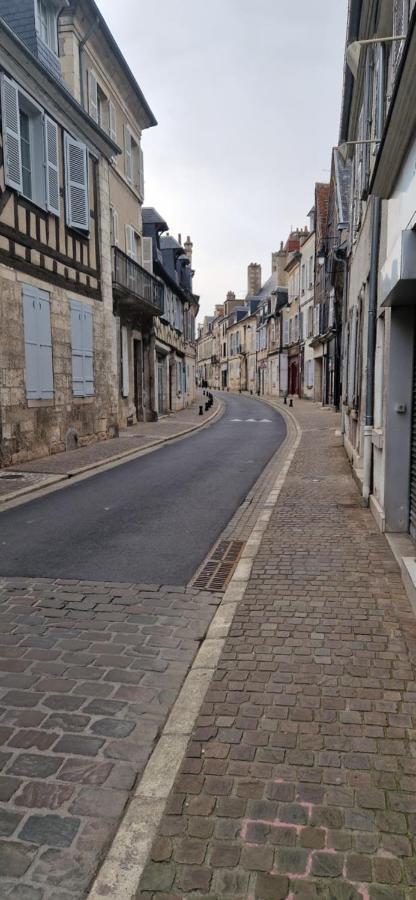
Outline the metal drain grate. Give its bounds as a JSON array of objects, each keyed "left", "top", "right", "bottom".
[{"left": 192, "top": 540, "right": 245, "bottom": 591}]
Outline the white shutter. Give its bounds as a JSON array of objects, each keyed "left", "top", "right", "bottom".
[
  {"left": 44, "top": 115, "right": 60, "bottom": 216},
  {"left": 125, "top": 225, "right": 136, "bottom": 260},
  {"left": 109, "top": 100, "right": 117, "bottom": 142},
  {"left": 283, "top": 319, "right": 289, "bottom": 345},
  {"left": 22, "top": 285, "right": 53, "bottom": 400},
  {"left": 83, "top": 306, "right": 94, "bottom": 396},
  {"left": 70, "top": 300, "right": 84, "bottom": 396},
  {"left": 64, "top": 134, "right": 89, "bottom": 231},
  {"left": 1, "top": 75, "right": 23, "bottom": 192},
  {"left": 142, "top": 236, "right": 153, "bottom": 273},
  {"left": 124, "top": 126, "right": 132, "bottom": 183},
  {"left": 280, "top": 354, "right": 288, "bottom": 394},
  {"left": 88, "top": 71, "right": 98, "bottom": 122},
  {"left": 110, "top": 207, "right": 119, "bottom": 246},
  {"left": 138, "top": 146, "right": 144, "bottom": 198},
  {"left": 121, "top": 325, "right": 129, "bottom": 397}
]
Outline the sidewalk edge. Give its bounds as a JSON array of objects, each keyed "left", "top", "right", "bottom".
[
  {"left": 0, "top": 399, "right": 224, "bottom": 507},
  {"left": 86, "top": 400, "right": 302, "bottom": 900}
]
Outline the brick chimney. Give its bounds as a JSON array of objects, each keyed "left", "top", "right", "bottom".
[
  {"left": 247, "top": 263, "right": 261, "bottom": 296},
  {"left": 272, "top": 243, "right": 289, "bottom": 288}
]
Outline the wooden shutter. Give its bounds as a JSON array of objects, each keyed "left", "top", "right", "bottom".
[
  {"left": 125, "top": 224, "right": 136, "bottom": 260},
  {"left": 83, "top": 305, "right": 94, "bottom": 396},
  {"left": 88, "top": 70, "right": 98, "bottom": 122},
  {"left": 44, "top": 115, "right": 60, "bottom": 216},
  {"left": 138, "top": 146, "right": 144, "bottom": 198},
  {"left": 64, "top": 133, "right": 89, "bottom": 231},
  {"left": 70, "top": 300, "right": 84, "bottom": 396},
  {"left": 22, "top": 284, "right": 53, "bottom": 400},
  {"left": 70, "top": 300, "right": 94, "bottom": 396},
  {"left": 109, "top": 100, "right": 117, "bottom": 142},
  {"left": 124, "top": 126, "right": 132, "bottom": 182},
  {"left": 1, "top": 75, "right": 23, "bottom": 192},
  {"left": 110, "top": 207, "right": 119, "bottom": 246},
  {"left": 121, "top": 325, "right": 129, "bottom": 397},
  {"left": 142, "top": 236, "right": 153, "bottom": 273}
]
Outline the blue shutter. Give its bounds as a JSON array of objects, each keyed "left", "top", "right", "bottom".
[
  {"left": 23, "top": 286, "right": 40, "bottom": 399},
  {"left": 37, "top": 292, "right": 54, "bottom": 399},
  {"left": 71, "top": 300, "right": 84, "bottom": 396},
  {"left": 70, "top": 300, "right": 94, "bottom": 396},
  {"left": 1, "top": 75, "right": 23, "bottom": 192},
  {"left": 22, "top": 285, "right": 53, "bottom": 400},
  {"left": 83, "top": 306, "right": 94, "bottom": 396}
]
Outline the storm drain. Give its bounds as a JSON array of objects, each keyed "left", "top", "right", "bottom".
[
  {"left": 0, "top": 473, "right": 25, "bottom": 480},
  {"left": 192, "top": 540, "right": 245, "bottom": 591}
]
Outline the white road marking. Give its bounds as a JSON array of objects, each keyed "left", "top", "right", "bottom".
[{"left": 228, "top": 418, "right": 273, "bottom": 423}]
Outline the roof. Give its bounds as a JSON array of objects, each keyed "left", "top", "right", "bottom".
[
  {"left": 315, "top": 182, "right": 330, "bottom": 247},
  {"left": 69, "top": 0, "right": 157, "bottom": 128},
  {"left": 247, "top": 273, "right": 278, "bottom": 304},
  {"left": 142, "top": 208, "right": 168, "bottom": 231},
  {"left": 160, "top": 236, "right": 183, "bottom": 252}
]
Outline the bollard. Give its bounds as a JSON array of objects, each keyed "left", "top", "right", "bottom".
[
  {"left": 199, "top": 405, "right": 203, "bottom": 415},
  {"left": 203, "top": 390, "right": 205, "bottom": 396},
  {"left": 205, "top": 402, "right": 209, "bottom": 411},
  {"left": 283, "top": 396, "right": 287, "bottom": 405},
  {"left": 289, "top": 398, "right": 293, "bottom": 407}
]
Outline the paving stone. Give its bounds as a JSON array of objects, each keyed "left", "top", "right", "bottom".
[
  {"left": 255, "top": 873, "right": 290, "bottom": 899},
  {"left": 0, "top": 840, "right": 36, "bottom": 876},
  {"left": 19, "top": 814, "right": 80, "bottom": 847},
  {"left": 0, "top": 809, "right": 23, "bottom": 836},
  {"left": 69, "top": 787, "right": 128, "bottom": 818},
  {"left": 53, "top": 735, "right": 105, "bottom": 756},
  {"left": 89, "top": 717, "right": 135, "bottom": 738},
  {"left": 14, "top": 781, "right": 74, "bottom": 810},
  {"left": 7, "top": 754, "right": 63, "bottom": 778}
]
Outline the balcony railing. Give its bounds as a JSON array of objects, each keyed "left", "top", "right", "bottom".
[{"left": 112, "top": 246, "right": 164, "bottom": 316}]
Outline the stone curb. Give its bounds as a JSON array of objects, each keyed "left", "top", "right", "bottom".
[
  {"left": 86, "top": 398, "right": 302, "bottom": 900},
  {"left": 0, "top": 398, "right": 224, "bottom": 507}
]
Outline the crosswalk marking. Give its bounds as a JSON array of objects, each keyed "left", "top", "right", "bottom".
[{"left": 229, "top": 418, "right": 272, "bottom": 423}]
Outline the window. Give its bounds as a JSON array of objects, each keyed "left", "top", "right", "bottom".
[
  {"left": 70, "top": 300, "right": 94, "bottom": 397},
  {"left": 22, "top": 284, "right": 54, "bottom": 401},
  {"left": 308, "top": 305, "right": 313, "bottom": 336},
  {"left": 36, "top": 0, "right": 58, "bottom": 54},
  {"left": 301, "top": 264, "right": 305, "bottom": 294},
  {"left": 1, "top": 75, "right": 60, "bottom": 215},
  {"left": 125, "top": 224, "right": 138, "bottom": 260},
  {"left": 283, "top": 319, "right": 289, "bottom": 346},
  {"left": 309, "top": 257, "right": 314, "bottom": 288},
  {"left": 142, "top": 236, "right": 153, "bottom": 273},
  {"left": 124, "top": 126, "right": 144, "bottom": 198}
]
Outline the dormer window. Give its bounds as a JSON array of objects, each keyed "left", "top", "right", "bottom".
[{"left": 36, "top": 0, "right": 58, "bottom": 54}]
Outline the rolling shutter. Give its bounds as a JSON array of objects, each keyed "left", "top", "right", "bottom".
[
  {"left": 1, "top": 75, "right": 23, "bottom": 192},
  {"left": 88, "top": 70, "right": 98, "bottom": 122},
  {"left": 142, "top": 236, "right": 153, "bottom": 273},
  {"left": 22, "top": 284, "right": 54, "bottom": 400},
  {"left": 44, "top": 115, "right": 60, "bottom": 216},
  {"left": 64, "top": 133, "right": 89, "bottom": 231},
  {"left": 109, "top": 100, "right": 117, "bottom": 142}
]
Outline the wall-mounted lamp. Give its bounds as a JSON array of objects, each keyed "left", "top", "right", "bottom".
[
  {"left": 346, "top": 35, "right": 406, "bottom": 78},
  {"left": 317, "top": 248, "right": 326, "bottom": 267}
]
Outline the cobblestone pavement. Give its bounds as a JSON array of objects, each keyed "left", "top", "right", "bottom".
[
  {"left": 137, "top": 402, "right": 416, "bottom": 900},
  {"left": 0, "top": 578, "right": 221, "bottom": 897}
]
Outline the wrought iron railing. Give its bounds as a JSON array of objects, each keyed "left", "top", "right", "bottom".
[{"left": 112, "top": 246, "right": 164, "bottom": 314}]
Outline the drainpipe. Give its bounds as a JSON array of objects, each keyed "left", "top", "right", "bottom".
[
  {"left": 79, "top": 16, "right": 100, "bottom": 109},
  {"left": 333, "top": 249, "right": 348, "bottom": 418},
  {"left": 362, "top": 43, "right": 385, "bottom": 505}
]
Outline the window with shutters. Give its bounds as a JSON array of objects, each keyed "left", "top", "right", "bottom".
[
  {"left": 89, "top": 73, "right": 111, "bottom": 134},
  {"left": 70, "top": 300, "right": 94, "bottom": 397},
  {"left": 125, "top": 224, "right": 138, "bottom": 260},
  {"left": 1, "top": 76, "right": 60, "bottom": 215},
  {"left": 110, "top": 207, "right": 119, "bottom": 246},
  {"left": 64, "top": 133, "right": 89, "bottom": 231},
  {"left": 22, "top": 284, "right": 54, "bottom": 401},
  {"left": 142, "top": 236, "right": 153, "bottom": 273},
  {"left": 124, "top": 126, "right": 144, "bottom": 198}
]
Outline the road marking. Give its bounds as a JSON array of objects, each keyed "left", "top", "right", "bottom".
[{"left": 228, "top": 418, "right": 272, "bottom": 423}]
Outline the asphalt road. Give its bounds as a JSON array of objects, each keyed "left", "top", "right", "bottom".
[{"left": 0, "top": 394, "right": 286, "bottom": 584}]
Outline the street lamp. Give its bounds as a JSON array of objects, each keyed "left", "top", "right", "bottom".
[{"left": 317, "top": 248, "right": 326, "bottom": 267}]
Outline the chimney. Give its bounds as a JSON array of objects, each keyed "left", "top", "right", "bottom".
[
  {"left": 184, "top": 235, "right": 193, "bottom": 266},
  {"left": 226, "top": 291, "right": 236, "bottom": 303},
  {"left": 272, "top": 244, "right": 288, "bottom": 288},
  {"left": 178, "top": 233, "right": 182, "bottom": 246},
  {"left": 247, "top": 263, "right": 261, "bottom": 296}
]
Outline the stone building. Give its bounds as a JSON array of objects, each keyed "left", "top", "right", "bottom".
[
  {"left": 58, "top": 0, "right": 162, "bottom": 427},
  {"left": 142, "top": 210, "right": 198, "bottom": 413},
  {"left": 0, "top": 1, "right": 119, "bottom": 464},
  {"left": 340, "top": 0, "right": 416, "bottom": 546}
]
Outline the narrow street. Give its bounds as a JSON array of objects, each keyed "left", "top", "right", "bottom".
[{"left": 0, "top": 395, "right": 286, "bottom": 585}]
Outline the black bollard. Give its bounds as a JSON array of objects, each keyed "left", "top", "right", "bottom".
[
  {"left": 289, "top": 398, "right": 293, "bottom": 407},
  {"left": 199, "top": 405, "right": 203, "bottom": 415},
  {"left": 283, "top": 396, "right": 287, "bottom": 405},
  {"left": 205, "top": 402, "right": 209, "bottom": 411}
]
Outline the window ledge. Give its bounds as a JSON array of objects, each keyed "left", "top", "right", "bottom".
[
  {"left": 73, "top": 397, "right": 95, "bottom": 405},
  {"left": 27, "top": 399, "right": 54, "bottom": 408}
]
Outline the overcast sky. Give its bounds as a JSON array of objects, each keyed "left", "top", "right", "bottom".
[{"left": 97, "top": 0, "right": 348, "bottom": 318}]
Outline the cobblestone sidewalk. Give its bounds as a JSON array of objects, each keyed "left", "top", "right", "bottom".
[
  {"left": 0, "top": 578, "right": 221, "bottom": 898},
  {"left": 138, "top": 401, "right": 416, "bottom": 900}
]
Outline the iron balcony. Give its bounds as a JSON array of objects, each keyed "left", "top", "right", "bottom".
[{"left": 112, "top": 246, "right": 164, "bottom": 317}]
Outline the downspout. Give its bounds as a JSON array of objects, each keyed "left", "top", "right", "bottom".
[
  {"left": 79, "top": 16, "right": 100, "bottom": 109},
  {"left": 339, "top": 252, "right": 349, "bottom": 432},
  {"left": 362, "top": 43, "right": 385, "bottom": 505},
  {"left": 333, "top": 250, "right": 347, "bottom": 415}
]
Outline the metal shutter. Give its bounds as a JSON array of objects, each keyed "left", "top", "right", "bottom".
[{"left": 409, "top": 355, "right": 416, "bottom": 539}]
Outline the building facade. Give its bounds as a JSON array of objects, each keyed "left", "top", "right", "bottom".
[{"left": 0, "top": 2, "right": 120, "bottom": 464}]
